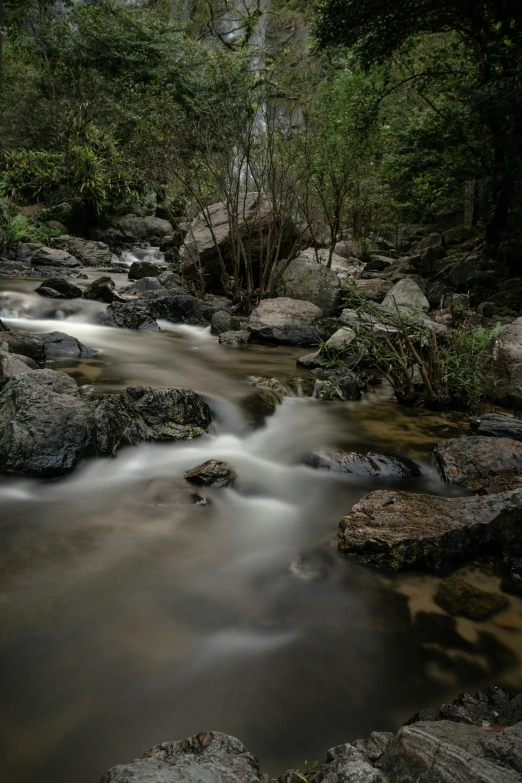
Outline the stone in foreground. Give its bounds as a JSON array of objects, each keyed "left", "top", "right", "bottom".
[
  {"left": 434, "top": 436, "right": 522, "bottom": 492},
  {"left": 338, "top": 489, "right": 522, "bottom": 569},
  {"left": 184, "top": 460, "right": 236, "bottom": 488},
  {"left": 101, "top": 690, "right": 522, "bottom": 783}
]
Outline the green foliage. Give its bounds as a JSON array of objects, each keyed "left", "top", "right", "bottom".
[
  {"left": 316, "top": 339, "right": 346, "bottom": 369},
  {"left": 0, "top": 199, "right": 61, "bottom": 248},
  {"left": 442, "top": 325, "right": 501, "bottom": 408}
]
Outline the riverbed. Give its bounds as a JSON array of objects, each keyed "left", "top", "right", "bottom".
[{"left": 1, "top": 273, "right": 522, "bottom": 783}]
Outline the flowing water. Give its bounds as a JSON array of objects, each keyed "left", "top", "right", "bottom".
[{"left": 1, "top": 271, "right": 522, "bottom": 783}]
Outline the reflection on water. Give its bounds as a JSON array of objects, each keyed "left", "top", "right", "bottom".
[{"left": 0, "top": 281, "right": 521, "bottom": 783}]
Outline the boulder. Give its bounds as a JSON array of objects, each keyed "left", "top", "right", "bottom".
[
  {"left": 101, "top": 214, "right": 174, "bottom": 245},
  {"left": 309, "top": 450, "right": 420, "bottom": 478},
  {"left": 490, "top": 317, "right": 522, "bottom": 409},
  {"left": 434, "top": 577, "right": 508, "bottom": 620},
  {"left": 344, "top": 278, "right": 393, "bottom": 302},
  {"left": 129, "top": 260, "right": 169, "bottom": 280},
  {"left": 50, "top": 235, "right": 112, "bottom": 267},
  {"left": 275, "top": 254, "right": 341, "bottom": 313},
  {"left": 35, "top": 286, "right": 66, "bottom": 299},
  {"left": 324, "top": 327, "right": 356, "bottom": 352},
  {"left": 219, "top": 330, "right": 250, "bottom": 345},
  {"left": 92, "top": 386, "right": 212, "bottom": 454},
  {"left": 41, "top": 331, "right": 97, "bottom": 358},
  {"left": 382, "top": 279, "right": 429, "bottom": 314},
  {"left": 249, "top": 298, "right": 333, "bottom": 346},
  {"left": 473, "top": 413, "right": 522, "bottom": 442},
  {"left": 36, "top": 278, "right": 83, "bottom": 299},
  {"left": 27, "top": 246, "right": 81, "bottom": 268},
  {"left": 338, "top": 489, "right": 522, "bottom": 569},
  {"left": 0, "top": 331, "right": 46, "bottom": 361},
  {"left": 211, "top": 310, "right": 242, "bottom": 335},
  {"left": 147, "top": 295, "right": 232, "bottom": 326},
  {"left": 434, "top": 437, "right": 522, "bottom": 492},
  {"left": 127, "top": 276, "right": 164, "bottom": 293},
  {"left": 84, "top": 276, "right": 126, "bottom": 303},
  {"left": 180, "top": 192, "right": 298, "bottom": 292},
  {"left": 158, "top": 270, "right": 183, "bottom": 289},
  {"left": 184, "top": 460, "right": 237, "bottom": 488},
  {"left": 299, "top": 247, "right": 360, "bottom": 284},
  {"left": 0, "top": 370, "right": 94, "bottom": 476},
  {"left": 102, "top": 301, "right": 160, "bottom": 331},
  {"left": 100, "top": 732, "right": 261, "bottom": 783},
  {"left": 0, "top": 351, "right": 38, "bottom": 388}
]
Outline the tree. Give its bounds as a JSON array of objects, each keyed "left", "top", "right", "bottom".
[{"left": 315, "top": 0, "right": 522, "bottom": 270}]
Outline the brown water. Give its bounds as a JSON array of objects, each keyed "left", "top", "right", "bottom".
[{"left": 1, "top": 278, "right": 522, "bottom": 783}]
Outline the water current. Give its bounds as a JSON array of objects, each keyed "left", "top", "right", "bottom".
[{"left": 1, "top": 265, "right": 522, "bottom": 782}]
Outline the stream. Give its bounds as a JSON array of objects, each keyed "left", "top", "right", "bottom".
[{"left": 1, "top": 268, "right": 522, "bottom": 782}]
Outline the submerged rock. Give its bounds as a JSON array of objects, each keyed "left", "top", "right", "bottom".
[
  {"left": 309, "top": 450, "right": 420, "bottom": 478},
  {"left": 338, "top": 489, "right": 522, "bottom": 569},
  {"left": 219, "top": 330, "right": 250, "bottom": 345},
  {"left": 84, "top": 276, "right": 126, "bottom": 303},
  {"left": 35, "top": 285, "right": 66, "bottom": 299},
  {"left": 240, "top": 387, "right": 282, "bottom": 426},
  {"left": 434, "top": 436, "right": 522, "bottom": 492},
  {"left": 434, "top": 577, "right": 508, "bottom": 620},
  {"left": 184, "top": 460, "right": 236, "bottom": 488},
  {"left": 41, "top": 331, "right": 97, "bottom": 358},
  {"left": 103, "top": 300, "right": 160, "bottom": 330}
]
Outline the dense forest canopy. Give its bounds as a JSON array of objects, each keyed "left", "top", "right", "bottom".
[{"left": 0, "top": 0, "right": 521, "bottom": 272}]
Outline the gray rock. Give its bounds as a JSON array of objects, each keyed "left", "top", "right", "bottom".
[
  {"left": 473, "top": 414, "right": 522, "bottom": 442},
  {"left": 382, "top": 279, "right": 429, "bottom": 313},
  {"left": 248, "top": 376, "right": 289, "bottom": 397},
  {"left": 147, "top": 295, "right": 232, "bottom": 326},
  {"left": 180, "top": 193, "right": 298, "bottom": 293},
  {"left": 276, "top": 255, "right": 341, "bottom": 313},
  {"left": 158, "top": 270, "right": 183, "bottom": 289},
  {"left": 434, "top": 577, "right": 508, "bottom": 620},
  {"left": 0, "top": 351, "right": 38, "bottom": 388},
  {"left": 211, "top": 310, "right": 242, "bottom": 335},
  {"left": 35, "top": 286, "right": 66, "bottom": 299},
  {"left": 0, "top": 370, "right": 94, "bottom": 477},
  {"left": 129, "top": 260, "right": 169, "bottom": 280},
  {"left": 41, "top": 331, "right": 97, "bottom": 358},
  {"left": 84, "top": 276, "right": 126, "bottom": 303},
  {"left": 128, "top": 276, "right": 165, "bottom": 293},
  {"left": 36, "top": 278, "right": 83, "bottom": 299},
  {"left": 103, "top": 301, "right": 160, "bottom": 331},
  {"left": 490, "top": 317, "right": 522, "bottom": 409},
  {"left": 102, "top": 214, "right": 174, "bottom": 244},
  {"left": 324, "top": 327, "right": 356, "bottom": 351},
  {"left": 240, "top": 387, "right": 282, "bottom": 427},
  {"left": 0, "top": 331, "right": 46, "bottom": 361},
  {"left": 184, "top": 460, "right": 236, "bottom": 488},
  {"left": 51, "top": 235, "right": 112, "bottom": 267},
  {"left": 309, "top": 450, "right": 420, "bottom": 477},
  {"left": 338, "top": 488, "right": 522, "bottom": 569},
  {"left": 299, "top": 247, "right": 361, "bottom": 284},
  {"left": 249, "top": 298, "right": 333, "bottom": 346},
  {"left": 344, "top": 278, "right": 393, "bottom": 302},
  {"left": 340, "top": 308, "right": 399, "bottom": 335},
  {"left": 434, "top": 436, "right": 522, "bottom": 492},
  {"left": 219, "top": 330, "right": 250, "bottom": 345},
  {"left": 28, "top": 246, "right": 81, "bottom": 268},
  {"left": 101, "top": 731, "right": 261, "bottom": 783}
]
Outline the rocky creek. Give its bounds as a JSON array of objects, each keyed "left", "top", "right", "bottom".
[{"left": 1, "top": 262, "right": 522, "bottom": 783}]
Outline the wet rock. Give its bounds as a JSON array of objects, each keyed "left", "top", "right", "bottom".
[
  {"left": 28, "top": 246, "right": 81, "bottom": 268},
  {"left": 240, "top": 387, "right": 282, "bottom": 427},
  {"left": 338, "top": 488, "right": 522, "bottom": 569},
  {"left": 35, "top": 285, "right": 66, "bottom": 299},
  {"left": 41, "top": 331, "right": 97, "bottom": 358},
  {"left": 127, "top": 276, "right": 164, "bottom": 293},
  {"left": 36, "top": 278, "right": 83, "bottom": 299},
  {"left": 382, "top": 278, "right": 429, "bottom": 313},
  {"left": 434, "top": 436, "right": 522, "bottom": 492},
  {"left": 491, "top": 318, "right": 522, "bottom": 409},
  {"left": 84, "top": 276, "right": 126, "bottom": 303},
  {"left": 275, "top": 254, "right": 341, "bottom": 313},
  {"left": 158, "top": 270, "right": 183, "bottom": 289},
  {"left": 316, "top": 370, "right": 362, "bottom": 401},
  {"left": 92, "top": 386, "right": 212, "bottom": 454},
  {"left": 0, "top": 330, "right": 46, "bottom": 361},
  {"left": 0, "top": 351, "right": 38, "bottom": 387},
  {"left": 219, "top": 330, "right": 250, "bottom": 345},
  {"left": 249, "top": 298, "right": 334, "bottom": 346},
  {"left": 473, "top": 413, "right": 522, "bottom": 442},
  {"left": 248, "top": 376, "right": 289, "bottom": 397},
  {"left": 128, "top": 259, "right": 169, "bottom": 280},
  {"left": 211, "top": 310, "right": 242, "bottom": 335},
  {"left": 50, "top": 235, "right": 112, "bottom": 267},
  {"left": 0, "top": 370, "right": 94, "bottom": 476},
  {"left": 100, "top": 731, "right": 261, "bottom": 783},
  {"left": 309, "top": 450, "right": 420, "bottom": 478},
  {"left": 184, "top": 460, "right": 237, "bottom": 488},
  {"left": 180, "top": 193, "right": 298, "bottom": 293},
  {"left": 103, "top": 301, "right": 160, "bottom": 331},
  {"left": 434, "top": 577, "right": 508, "bottom": 620},
  {"left": 148, "top": 295, "right": 232, "bottom": 326},
  {"left": 288, "top": 550, "right": 334, "bottom": 581}
]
